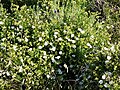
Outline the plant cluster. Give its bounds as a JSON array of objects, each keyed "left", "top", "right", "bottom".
[
  {"left": 86, "top": 0, "right": 120, "bottom": 43},
  {"left": 0, "top": 0, "right": 120, "bottom": 90}
]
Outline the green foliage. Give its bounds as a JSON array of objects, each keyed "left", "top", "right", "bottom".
[
  {"left": 86, "top": 0, "right": 120, "bottom": 44},
  {"left": 103, "top": 2, "right": 120, "bottom": 44},
  {"left": 0, "top": 0, "right": 120, "bottom": 90}
]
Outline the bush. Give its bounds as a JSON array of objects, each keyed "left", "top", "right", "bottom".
[{"left": 0, "top": 0, "right": 120, "bottom": 90}]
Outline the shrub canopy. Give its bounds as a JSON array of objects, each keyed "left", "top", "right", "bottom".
[{"left": 0, "top": 0, "right": 120, "bottom": 90}]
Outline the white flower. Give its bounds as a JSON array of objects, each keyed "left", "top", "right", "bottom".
[
  {"left": 107, "top": 56, "right": 111, "bottom": 60},
  {"left": 91, "top": 35, "right": 94, "bottom": 38},
  {"left": 2, "top": 38, "right": 6, "bottom": 41},
  {"left": 81, "top": 30, "right": 85, "bottom": 34},
  {"left": 6, "top": 71, "right": 10, "bottom": 76},
  {"left": 78, "top": 28, "right": 82, "bottom": 31},
  {"left": 46, "top": 6, "right": 49, "bottom": 10},
  {"left": 106, "top": 26, "right": 110, "bottom": 29},
  {"left": 105, "top": 60, "right": 109, "bottom": 64},
  {"left": 87, "top": 43, "right": 92, "bottom": 48},
  {"left": 64, "top": 23, "right": 67, "bottom": 25},
  {"left": 17, "top": 32, "right": 21, "bottom": 36},
  {"left": 12, "top": 74, "right": 16, "bottom": 78},
  {"left": 109, "top": 81, "right": 113, "bottom": 84},
  {"left": 59, "top": 51, "right": 62, "bottom": 55},
  {"left": 49, "top": 42, "right": 53, "bottom": 45},
  {"left": 54, "top": 35, "right": 57, "bottom": 38},
  {"left": 17, "top": 28, "right": 19, "bottom": 31},
  {"left": 58, "top": 37, "right": 63, "bottom": 41},
  {"left": 104, "top": 83, "right": 109, "bottom": 88},
  {"left": 32, "top": 25, "right": 35, "bottom": 29},
  {"left": 99, "top": 80, "right": 103, "bottom": 84},
  {"left": 38, "top": 46, "right": 42, "bottom": 49},
  {"left": 12, "top": 33, "right": 15, "bottom": 37},
  {"left": 25, "top": 37, "right": 28, "bottom": 42},
  {"left": 65, "top": 36, "right": 69, "bottom": 40},
  {"left": 42, "top": 32, "right": 45, "bottom": 36},
  {"left": 90, "top": 35, "right": 94, "bottom": 40},
  {"left": 58, "top": 69, "right": 62, "bottom": 74},
  {"left": 102, "top": 42, "right": 104, "bottom": 45},
  {"left": 75, "top": 37, "right": 79, "bottom": 40},
  {"left": 102, "top": 74, "right": 106, "bottom": 79},
  {"left": 20, "top": 58, "right": 23, "bottom": 63},
  {"left": 78, "top": 28, "right": 85, "bottom": 34},
  {"left": 84, "top": 54, "right": 87, "bottom": 58},
  {"left": 108, "top": 72, "right": 112, "bottom": 76},
  {"left": 71, "top": 40, "right": 76, "bottom": 43},
  {"left": 43, "top": 51, "right": 46, "bottom": 55},
  {"left": 43, "top": 55, "right": 47, "bottom": 59},
  {"left": 46, "top": 74, "right": 50, "bottom": 79},
  {"left": 71, "top": 34, "right": 74, "bottom": 38},
  {"left": 51, "top": 57, "right": 56, "bottom": 63},
  {"left": 110, "top": 45, "right": 115, "bottom": 52},
  {"left": 111, "top": 25, "right": 114, "bottom": 28},
  {"left": 13, "top": 45, "right": 17, "bottom": 51},
  {"left": 55, "top": 56, "right": 61, "bottom": 59},
  {"left": 54, "top": 32, "right": 58, "bottom": 35},
  {"left": 39, "top": 37, "right": 42, "bottom": 41},
  {"left": 0, "top": 21, "right": 4, "bottom": 25},
  {"left": 3, "top": 72, "right": 5, "bottom": 75},
  {"left": 28, "top": 48, "right": 32, "bottom": 51},
  {"left": 72, "top": 54, "right": 76, "bottom": 57},
  {"left": 51, "top": 69, "right": 54, "bottom": 72},
  {"left": 28, "top": 73, "right": 32, "bottom": 75},
  {"left": 72, "top": 45, "right": 76, "bottom": 49},
  {"left": 27, "top": 9, "right": 30, "bottom": 11},
  {"left": 32, "top": 81, "right": 34, "bottom": 84},
  {"left": 51, "top": 47, "right": 56, "bottom": 51},
  {"left": 11, "top": 26, "right": 15, "bottom": 29},
  {"left": 19, "top": 25, "right": 23, "bottom": 29},
  {"left": 63, "top": 30, "right": 67, "bottom": 33},
  {"left": 68, "top": 38, "right": 71, "bottom": 42},
  {"left": 0, "top": 70, "right": 3, "bottom": 73},
  {"left": 19, "top": 66, "right": 23, "bottom": 72},
  {"left": 104, "top": 47, "right": 109, "bottom": 50},
  {"left": 17, "top": 38, "right": 21, "bottom": 42},
  {"left": 64, "top": 64, "right": 68, "bottom": 73},
  {"left": 44, "top": 41, "right": 48, "bottom": 46},
  {"left": 64, "top": 64, "right": 68, "bottom": 69}
]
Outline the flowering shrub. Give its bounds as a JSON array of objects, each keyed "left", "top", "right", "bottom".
[{"left": 0, "top": 0, "right": 120, "bottom": 90}]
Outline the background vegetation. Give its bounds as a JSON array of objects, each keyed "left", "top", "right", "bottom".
[{"left": 0, "top": 0, "right": 120, "bottom": 90}]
